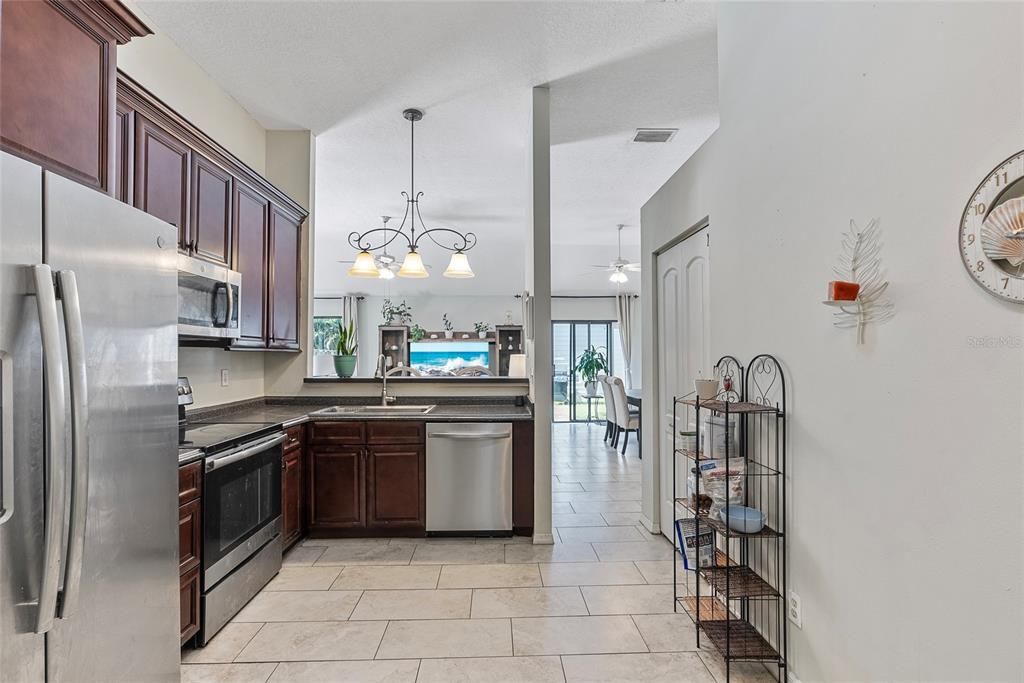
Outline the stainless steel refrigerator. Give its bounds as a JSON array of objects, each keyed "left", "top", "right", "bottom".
[{"left": 0, "top": 152, "right": 180, "bottom": 682}]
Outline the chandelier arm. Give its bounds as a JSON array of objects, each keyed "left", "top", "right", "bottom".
[
  {"left": 412, "top": 196, "right": 456, "bottom": 251},
  {"left": 417, "top": 227, "right": 477, "bottom": 253},
  {"left": 347, "top": 227, "right": 411, "bottom": 252}
]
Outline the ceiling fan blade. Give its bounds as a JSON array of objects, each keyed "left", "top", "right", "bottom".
[
  {"left": 588, "top": 265, "right": 616, "bottom": 270},
  {"left": 624, "top": 264, "right": 641, "bottom": 272}
]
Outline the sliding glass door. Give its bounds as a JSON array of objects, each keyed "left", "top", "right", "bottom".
[{"left": 552, "top": 321, "right": 614, "bottom": 423}]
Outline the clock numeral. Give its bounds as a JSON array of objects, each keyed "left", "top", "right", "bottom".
[
  {"left": 995, "top": 171, "right": 1009, "bottom": 187},
  {"left": 973, "top": 202, "right": 987, "bottom": 216},
  {"left": 965, "top": 234, "right": 976, "bottom": 246},
  {"left": 1002, "top": 277, "right": 1010, "bottom": 290},
  {"left": 976, "top": 260, "right": 985, "bottom": 272}
]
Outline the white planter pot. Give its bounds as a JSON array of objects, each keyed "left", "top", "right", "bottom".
[
  {"left": 478, "top": 331, "right": 487, "bottom": 339},
  {"left": 584, "top": 381, "right": 599, "bottom": 397},
  {"left": 445, "top": 331, "right": 454, "bottom": 339}
]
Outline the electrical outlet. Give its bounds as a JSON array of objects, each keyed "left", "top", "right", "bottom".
[
  {"left": 788, "top": 590, "right": 802, "bottom": 629},
  {"left": 220, "top": 369, "right": 229, "bottom": 387}
]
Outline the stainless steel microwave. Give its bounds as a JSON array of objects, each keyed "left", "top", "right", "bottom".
[{"left": 178, "top": 254, "right": 241, "bottom": 342}]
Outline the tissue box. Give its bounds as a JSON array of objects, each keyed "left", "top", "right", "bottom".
[{"left": 828, "top": 280, "right": 860, "bottom": 301}]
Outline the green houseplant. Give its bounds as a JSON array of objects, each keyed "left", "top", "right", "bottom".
[
  {"left": 333, "top": 319, "right": 358, "bottom": 378},
  {"left": 381, "top": 299, "right": 413, "bottom": 326},
  {"left": 409, "top": 323, "right": 426, "bottom": 342},
  {"left": 474, "top": 321, "right": 491, "bottom": 339},
  {"left": 574, "top": 346, "right": 609, "bottom": 397},
  {"left": 442, "top": 314, "right": 454, "bottom": 339}
]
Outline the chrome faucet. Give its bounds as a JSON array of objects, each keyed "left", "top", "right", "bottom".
[{"left": 378, "top": 354, "right": 397, "bottom": 406}]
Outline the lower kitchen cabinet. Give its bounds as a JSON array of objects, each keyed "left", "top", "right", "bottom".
[
  {"left": 308, "top": 421, "right": 425, "bottom": 537},
  {"left": 179, "top": 567, "right": 201, "bottom": 645},
  {"left": 177, "top": 460, "right": 202, "bottom": 645},
  {"left": 282, "top": 437, "right": 305, "bottom": 549},
  {"left": 310, "top": 447, "right": 366, "bottom": 530},
  {"left": 366, "top": 444, "right": 425, "bottom": 529}
]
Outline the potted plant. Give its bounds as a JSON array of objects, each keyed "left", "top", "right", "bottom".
[
  {"left": 442, "top": 314, "right": 454, "bottom": 339},
  {"left": 333, "top": 319, "right": 358, "bottom": 378},
  {"left": 381, "top": 299, "right": 413, "bottom": 326},
  {"left": 574, "top": 346, "right": 609, "bottom": 397},
  {"left": 474, "top": 321, "right": 491, "bottom": 339},
  {"left": 410, "top": 323, "right": 426, "bottom": 342}
]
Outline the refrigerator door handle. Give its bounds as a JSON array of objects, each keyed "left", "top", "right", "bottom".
[
  {"left": 0, "top": 350, "right": 12, "bottom": 525},
  {"left": 56, "top": 270, "right": 89, "bottom": 619},
  {"left": 32, "top": 264, "right": 69, "bottom": 634}
]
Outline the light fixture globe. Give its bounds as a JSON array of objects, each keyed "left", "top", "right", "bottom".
[
  {"left": 348, "top": 250, "right": 380, "bottom": 278},
  {"left": 378, "top": 265, "right": 395, "bottom": 280},
  {"left": 609, "top": 269, "right": 629, "bottom": 284},
  {"left": 443, "top": 251, "right": 474, "bottom": 278},
  {"left": 398, "top": 249, "right": 429, "bottom": 278}
]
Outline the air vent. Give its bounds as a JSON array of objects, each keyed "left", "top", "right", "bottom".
[{"left": 632, "top": 128, "right": 678, "bottom": 143}]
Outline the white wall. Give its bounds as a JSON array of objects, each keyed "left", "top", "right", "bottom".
[
  {"left": 118, "top": 1, "right": 266, "bottom": 173},
  {"left": 641, "top": 3, "right": 1023, "bottom": 681}
]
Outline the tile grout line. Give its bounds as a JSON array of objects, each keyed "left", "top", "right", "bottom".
[
  {"left": 229, "top": 621, "right": 267, "bottom": 663},
  {"left": 628, "top": 614, "right": 653, "bottom": 653}
]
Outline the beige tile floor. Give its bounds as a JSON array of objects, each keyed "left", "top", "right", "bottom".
[{"left": 182, "top": 422, "right": 777, "bottom": 683}]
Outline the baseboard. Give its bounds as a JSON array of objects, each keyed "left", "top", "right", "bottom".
[
  {"left": 637, "top": 514, "right": 659, "bottom": 535},
  {"left": 532, "top": 532, "right": 555, "bottom": 545},
  {"left": 787, "top": 670, "right": 802, "bottom": 683}
]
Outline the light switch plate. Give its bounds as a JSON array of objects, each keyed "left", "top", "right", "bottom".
[{"left": 220, "top": 369, "right": 229, "bottom": 387}]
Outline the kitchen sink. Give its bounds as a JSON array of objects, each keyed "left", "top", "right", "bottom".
[
  {"left": 356, "top": 404, "right": 436, "bottom": 414},
  {"left": 311, "top": 404, "right": 436, "bottom": 416}
]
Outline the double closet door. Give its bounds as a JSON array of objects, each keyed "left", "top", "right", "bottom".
[{"left": 656, "top": 227, "right": 709, "bottom": 540}]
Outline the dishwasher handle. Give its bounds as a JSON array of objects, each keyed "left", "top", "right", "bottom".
[{"left": 429, "top": 431, "right": 511, "bottom": 440}]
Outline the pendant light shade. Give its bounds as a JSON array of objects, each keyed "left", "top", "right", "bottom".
[
  {"left": 443, "top": 251, "right": 474, "bottom": 278},
  {"left": 398, "top": 249, "right": 429, "bottom": 278},
  {"left": 609, "top": 269, "right": 629, "bottom": 284},
  {"left": 348, "top": 250, "right": 380, "bottom": 278}
]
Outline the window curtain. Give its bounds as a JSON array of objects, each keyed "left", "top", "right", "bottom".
[{"left": 616, "top": 294, "right": 635, "bottom": 388}]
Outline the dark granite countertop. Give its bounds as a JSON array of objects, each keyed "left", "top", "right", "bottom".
[{"left": 188, "top": 397, "right": 534, "bottom": 432}]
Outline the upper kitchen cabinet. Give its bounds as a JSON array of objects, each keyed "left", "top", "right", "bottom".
[
  {"left": 0, "top": 0, "right": 150, "bottom": 193},
  {"left": 269, "top": 206, "right": 302, "bottom": 350},
  {"left": 233, "top": 181, "right": 270, "bottom": 348},
  {"left": 190, "top": 153, "right": 233, "bottom": 266},
  {"left": 134, "top": 114, "right": 190, "bottom": 239}
]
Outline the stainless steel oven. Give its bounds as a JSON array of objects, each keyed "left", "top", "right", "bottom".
[
  {"left": 201, "top": 431, "right": 284, "bottom": 643},
  {"left": 178, "top": 254, "right": 241, "bottom": 342}
]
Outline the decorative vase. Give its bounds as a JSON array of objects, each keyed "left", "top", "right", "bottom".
[
  {"left": 584, "top": 380, "right": 599, "bottom": 397},
  {"left": 333, "top": 354, "right": 357, "bottom": 378},
  {"left": 478, "top": 331, "right": 487, "bottom": 339}
]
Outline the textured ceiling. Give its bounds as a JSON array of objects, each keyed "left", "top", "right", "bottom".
[{"left": 136, "top": 1, "right": 718, "bottom": 296}]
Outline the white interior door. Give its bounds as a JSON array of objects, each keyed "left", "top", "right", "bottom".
[{"left": 656, "top": 228, "right": 709, "bottom": 540}]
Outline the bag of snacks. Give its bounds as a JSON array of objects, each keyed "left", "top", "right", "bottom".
[{"left": 696, "top": 457, "right": 745, "bottom": 517}]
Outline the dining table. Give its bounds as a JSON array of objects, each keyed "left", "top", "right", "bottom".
[{"left": 625, "top": 388, "right": 642, "bottom": 417}]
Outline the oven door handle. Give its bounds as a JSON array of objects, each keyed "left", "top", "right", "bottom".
[{"left": 205, "top": 434, "right": 286, "bottom": 472}]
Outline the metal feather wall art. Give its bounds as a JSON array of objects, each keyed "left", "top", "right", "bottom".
[{"left": 828, "top": 218, "right": 894, "bottom": 344}]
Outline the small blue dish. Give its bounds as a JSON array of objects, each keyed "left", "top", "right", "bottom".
[{"left": 719, "top": 505, "right": 765, "bottom": 534}]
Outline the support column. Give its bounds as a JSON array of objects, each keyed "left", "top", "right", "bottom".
[{"left": 529, "top": 87, "right": 553, "bottom": 545}]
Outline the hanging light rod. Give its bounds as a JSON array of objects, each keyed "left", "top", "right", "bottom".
[{"left": 348, "top": 108, "right": 477, "bottom": 279}]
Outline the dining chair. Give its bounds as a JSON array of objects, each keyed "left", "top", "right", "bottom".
[
  {"left": 598, "top": 375, "right": 616, "bottom": 443},
  {"left": 609, "top": 376, "right": 641, "bottom": 458}
]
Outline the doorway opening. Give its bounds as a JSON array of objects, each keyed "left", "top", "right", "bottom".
[{"left": 551, "top": 320, "right": 627, "bottom": 423}]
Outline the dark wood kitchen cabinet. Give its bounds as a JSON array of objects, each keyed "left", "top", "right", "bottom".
[
  {"left": 116, "top": 74, "right": 307, "bottom": 351},
  {"left": 0, "top": 0, "right": 149, "bottom": 193},
  {"left": 233, "top": 182, "right": 270, "bottom": 347},
  {"left": 134, "top": 115, "right": 191, "bottom": 239},
  {"left": 189, "top": 153, "right": 233, "bottom": 265},
  {"left": 269, "top": 207, "right": 302, "bottom": 350},
  {"left": 366, "top": 444, "right": 425, "bottom": 529},
  {"left": 309, "top": 421, "right": 425, "bottom": 537},
  {"left": 114, "top": 99, "right": 135, "bottom": 203},
  {"left": 281, "top": 426, "right": 306, "bottom": 549},
  {"left": 310, "top": 447, "right": 365, "bottom": 530},
  {"left": 177, "top": 460, "right": 202, "bottom": 645}
]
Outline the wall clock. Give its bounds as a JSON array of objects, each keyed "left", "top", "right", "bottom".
[{"left": 959, "top": 149, "right": 1024, "bottom": 303}]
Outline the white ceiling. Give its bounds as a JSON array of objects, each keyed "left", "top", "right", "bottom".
[{"left": 136, "top": 1, "right": 719, "bottom": 297}]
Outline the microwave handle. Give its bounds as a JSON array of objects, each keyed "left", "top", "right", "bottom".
[
  {"left": 225, "top": 280, "right": 235, "bottom": 329},
  {"left": 212, "top": 281, "right": 229, "bottom": 328}
]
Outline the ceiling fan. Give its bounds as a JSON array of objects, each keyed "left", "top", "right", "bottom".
[
  {"left": 339, "top": 216, "right": 431, "bottom": 280},
  {"left": 590, "top": 224, "right": 640, "bottom": 284}
]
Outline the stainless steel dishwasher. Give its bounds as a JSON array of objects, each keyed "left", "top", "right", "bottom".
[{"left": 426, "top": 423, "right": 513, "bottom": 533}]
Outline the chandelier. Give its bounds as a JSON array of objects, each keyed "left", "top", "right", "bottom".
[{"left": 347, "top": 108, "right": 476, "bottom": 279}]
